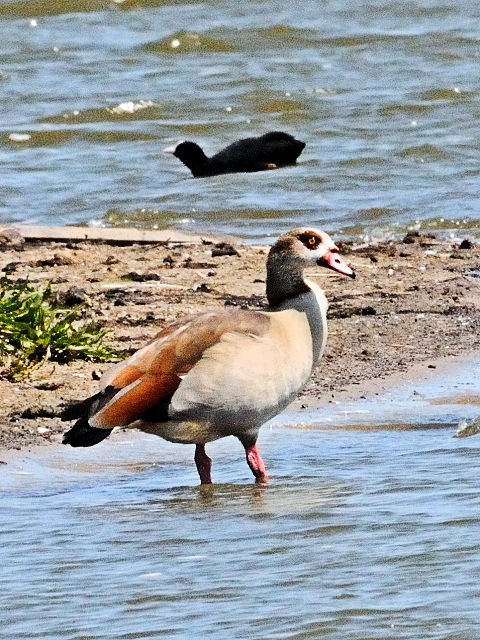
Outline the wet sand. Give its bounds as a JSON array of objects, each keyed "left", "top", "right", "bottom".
[{"left": 0, "top": 227, "right": 479, "bottom": 451}]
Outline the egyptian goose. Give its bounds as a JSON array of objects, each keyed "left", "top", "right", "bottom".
[
  {"left": 164, "top": 131, "right": 305, "bottom": 177},
  {"left": 62, "top": 228, "right": 355, "bottom": 484}
]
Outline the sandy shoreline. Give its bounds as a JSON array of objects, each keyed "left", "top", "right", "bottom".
[{"left": 0, "top": 226, "right": 479, "bottom": 452}]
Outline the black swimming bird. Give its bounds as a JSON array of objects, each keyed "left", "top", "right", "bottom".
[{"left": 164, "top": 131, "right": 305, "bottom": 177}]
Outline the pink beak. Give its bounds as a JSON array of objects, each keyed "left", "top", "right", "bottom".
[{"left": 320, "top": 248, "right": 356, "bottom": 279}]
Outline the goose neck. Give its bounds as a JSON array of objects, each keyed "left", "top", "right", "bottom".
[{"left": 266, "top": 252, "right": 309, "bottom": 308}]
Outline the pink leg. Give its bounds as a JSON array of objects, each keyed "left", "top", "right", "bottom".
[
  {"left": 245, "top": 444, "right": 269, "bottom": 483},
  {"left": 194, "top": 444, "right": 212, "bottom": 484}
]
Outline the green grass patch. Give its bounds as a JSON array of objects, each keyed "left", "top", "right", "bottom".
[{"left": 0, "top": 277, "right": 116, "bottom": 379}]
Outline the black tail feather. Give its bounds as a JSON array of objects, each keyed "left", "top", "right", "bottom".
[
  {"left": 62, "top": 417, "right": 112, "bottom": 448},
  {"left": 60, "top": 392, "right": 105, "bottom": 422}
]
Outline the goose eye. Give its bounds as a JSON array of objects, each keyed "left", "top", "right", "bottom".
[{"left": 298, "top": 232, "right": 321, "bottom": 249}]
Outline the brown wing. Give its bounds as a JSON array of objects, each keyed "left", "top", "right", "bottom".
[{"left": 89, "top": 310, "right": 270, "bottom": 429}]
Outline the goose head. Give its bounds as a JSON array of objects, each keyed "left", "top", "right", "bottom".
[{"left": 266, "top": 227, "right": 355, "bottom": 306}]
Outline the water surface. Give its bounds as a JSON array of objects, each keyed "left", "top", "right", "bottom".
[
  {"left": 2, "top": 361, "right": 480, "bottom": 639},
  {"left": 1, "top": 0, "right": 480, "bottom": 241}
]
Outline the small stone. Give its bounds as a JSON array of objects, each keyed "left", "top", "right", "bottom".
[
  {"left": 194, "top": 283, "right": 212, "bottom": 293},
  {"left": 211, "top": 242, "right": 240, "bottom": 257},
  {"left": 361, "top": 306, "right": 376, "bottom": 316},
  {"left": 2, "top": 261, "right": 21, "bottom": 273},
  {"left": 182, "top": 260, "right": 217, "bottom": 269},
  {"left": 36, "top": 253, "right": 74, "bottom": 268},
  {"left": 59, "top": 286, "right": 87, "bottom": 306},
  {"left": 456, "top": 416, "right": 480, "bottom": 438},
  {"left": 459, "top": 239, "right": 473, "bottom": 250},
  {"left": 37, "top": 427, "right": 51, "bottom": 435},
  {"left": 0, "top": 227, "right": 25, "bottom": 249},
  {"left": 123, "top": 271, "right": 161, "bottom": 282},
  {"left": 31, "top": 381, "right": 60, "bottom": 391}
]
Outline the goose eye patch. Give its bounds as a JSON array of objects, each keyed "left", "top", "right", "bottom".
[{"left": 299, "top": 233, "right": 321, "bottom": 249}]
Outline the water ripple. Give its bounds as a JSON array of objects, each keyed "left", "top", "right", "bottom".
[
  {"left": 38, "top": 101, "right": 163, "bottom": 124},
  {"left": 397, "top": 144, "right": 448, "bottom": 159},
  {"left": 3, "top": 128, "right": 158, "bottom": 147},
  {"left": 0, "top": 0, "right": 106, "bottom": 17},
  {"left": 416, "top": 88, "right": 475, "bottom": 101},
  {"left": 143, "top": 32, "right": 234, "bottom": 54}
]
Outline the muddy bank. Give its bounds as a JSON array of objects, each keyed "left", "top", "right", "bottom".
[{"left": 0, "top": 228, "right": 479, "bottom": 451}]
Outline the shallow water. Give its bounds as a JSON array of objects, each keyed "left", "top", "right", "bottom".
[
  {"left": 1, "top": 0, "right": 480, "bottom": 241},
  {"left": 2, "top": 362, "right": 480, "bottom": 639},
  {"left": 294, "top": 354, "right": 480, "bottom": 430}
]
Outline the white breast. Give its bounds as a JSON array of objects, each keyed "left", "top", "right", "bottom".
[{"left": 168, "top": 307, "right": 315, "bottom": 436}]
